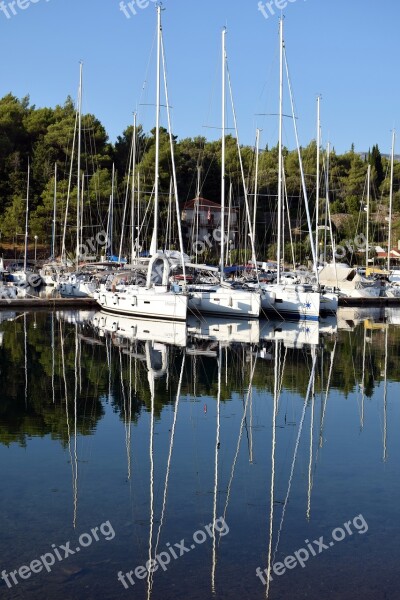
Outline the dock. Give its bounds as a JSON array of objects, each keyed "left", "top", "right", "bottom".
[
  {"left": 338, "top": 296, "right": 400, "bottom": 307},
  {"left": 0, "top": 298, "right": 98, "bottom": 309}
]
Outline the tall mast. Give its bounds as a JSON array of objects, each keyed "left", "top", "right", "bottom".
[
  {"left": 253, "top": 128, "right": 260, "bottom": 247},
  {"left": 150, "top": 4, "right": 162, "bottom": 256},
  {"left": 106, "top": 193, "right": 112, "bottom": 259},
  {"left": 52, "top": 162, "right": 57, "bottom": 260},
  {"left": 24, "top": 159, "right": 30, "bottom": 273},
  {"left": 80, "top": 173, "right": 84, "bottom": 256},
  {"left": 220, "top": 27, "right": 227, "bottom": 284},
  {"left": 366, "top": 164, "right": 370, "bottom": 270},
  {"left": 315, "top": 96, "right": 321, "bottom": 263},
  {"left": 110, "top": 163, "right": 115, "bottom": 258},
  {"left": 324, "top": 142, "right": 330, "bottom": 263},
  {"left": 277, "top": 18, "right": 284, "bottom": 284},
  {"left": 387, "top": 130, "right": 395, "bottom": 272},
  {"left": 226, "top": 183, "right": 232, "bottom": 265},
  {"left": 76, "top": 62, "right": 83, "bottom": 269},
  {"left": 196, "top": 165, "right": 201, "bottom": 199},
  {"left": 131, "top": 112, "right": 137, "bottom": 262},
  {"left": 137, "top": 170, "right": 141, "bottom": 254},
  {"left": 195, "top": 166, "right": 201, "bottom": 264}
]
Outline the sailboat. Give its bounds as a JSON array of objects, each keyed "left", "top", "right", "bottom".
[
  {"left": 8, "top": 161, "right": 43, "bottom": 292},
  {"left": 187, "top": 28, "right": 261, "bottom": 319},
  {"left": 95, "top": 6, "right": 187, "bottom": 321},
  {"left": 318, "top": 143, "right": 380, "bottom": 299},
  {"left": 0, "top": 258, "right": 18, "bottom": 299},
  {"left": 57, "top": 64, "right": 105, "bottom": 299},
  {"left": 251, "top": 19, "right": 323, "bottom": 320},
  {"left": 40, "top": 163, "right": 62, "bottom": 287}
]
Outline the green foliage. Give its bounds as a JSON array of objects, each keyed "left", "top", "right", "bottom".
[
  {"left": 0, "top": 93, "right": 399, "bottom": 259},
  {"left": 369, "top": 144, "right": 384, "bottom": 187},
  {"left": 345, "top": 195, "right": 361, "bottom": 213}
]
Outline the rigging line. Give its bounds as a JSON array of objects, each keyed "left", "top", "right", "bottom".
[
  {"left": 307, "top": 354, "right": 315, "bottom": 521},
  {"left": 211, "top": 343, "right": 222, "bottom": 595},
  {"left": 354, "top": 327, "right": 363, "bottom": 428},
  {"left": 136, "top": 184, "right": 155, "bottom": 246},
  {"left": 265, "top": 338, "right": 280, "bottom": 599},
  {"left": 79, "top": 334, "right": 82, "bottom": 394},
  {"left": 348, "top": 330, "right": 357, "bottom": 388},
  {"left": 106, "top": 335, "right": 112, "bottom": 403},
  {"left": 317, "top": 339, "right": 337, "bottom": 451},
  {"left": 160, "top": 33, "right": 187, "bottom": 280},
  {"left": 359, "top": 327, "right": 367, "bottom": 431},
  {"left": 24, "top": 312, "right": 28, "bottom": 409},
  {"left": 225, "top": 58, "right": 258, "bottom": 278},
  {"left": 118, "top": 130, "right": 135, "bottom": 261},
  {"left": 277, "top": 345, "right": 288, "bottom": 413},
  {"left": 137, "top": 26, "right": 158, "bottom": 118},
  {"left": 119, "top": 348, "right": 131, "bottom": 480},
  {"left": 60, "top": 321, "right": 74, "bottom": 528},
  {"left": 150, "top": 353, "right": 186, "bottom": 593},
  {"left": 127, "top": 346, "right": 136, "bottom": 528},
  {"left": 272, "top": 352, "right": 317, "bottom": 566},
  {"left": 220, "top": 355, "right": 258, "bottom": 539},
  {"left": 51, "top": 312, "right": 55, "bottom": 404},
  {"left": 283, "top": 48, "right": 317, "bottom": 275},
  {"left": 282, "top": 164, "right": 296, "bottom": 270},
  {"left": 239, "top": 353, "right": 252, "bottom": 463},
  {"left": 61, "top": 106, "right": 79, "bottom": 263},
  {"left": 383, "top": 326, "right": 388, "bottom": 463},
  {"left": 249, "top": 352, "right": 254, "bottom": 464},
  {"left": 146, "top": 342, "right": 155, "bottom": 600},
  {"left": 73, "top": 323, "right": 79, "bottom": 529}
]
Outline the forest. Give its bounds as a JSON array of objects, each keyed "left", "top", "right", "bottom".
[{"left": 1, "top": 93, "right": 400, "bottom": 265}]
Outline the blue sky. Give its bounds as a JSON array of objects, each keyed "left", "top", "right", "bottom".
[{"left": 0, "top": 0, "right": 398, "bottom": 155}]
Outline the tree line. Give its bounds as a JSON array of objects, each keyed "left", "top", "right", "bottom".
[{"left": 1, "top": 93, "right": 399, "bottom": 263}]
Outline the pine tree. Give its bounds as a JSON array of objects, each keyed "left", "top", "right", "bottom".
[{"left": 369, "top": 144, "right": 384, "bottom": 187}]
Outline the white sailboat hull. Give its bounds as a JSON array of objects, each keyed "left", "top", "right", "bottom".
[
  {"left": 95, "top": 285, "right": 188, "bottom": 321},
  {"left": 188, "top": 285, "right": 261, "bottom": 318},
  {"left": 260, "top": 284, "right": 320, "bottom": 321},
  {"left": 320, "top": 291, "right": 338, "bottom": 314},
  {"left": 337, "top": 285, "right": 382, "bottom": 299},
  {"left": 385, "top": 285, "right": 400, "bottom": 298},
  {"left": 0, "top": 285, "right": 18, "bottom": 300},
  {"left": 42, "top": 275, "right": 57, "bottom": 287},
  {"left": 59, "top": 281, "right": 97, "bottom": 298}
]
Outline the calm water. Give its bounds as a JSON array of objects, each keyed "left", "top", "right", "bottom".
[{"left": 1, "top": 308, "right": 400, "bottom": 600}]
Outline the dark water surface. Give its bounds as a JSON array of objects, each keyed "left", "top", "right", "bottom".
[{"left": 0, "top": 308, "right": 399, "bottom": 600}]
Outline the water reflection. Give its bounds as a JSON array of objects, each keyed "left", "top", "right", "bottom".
[{"left": 0, "top": 308, "right": 399, "bottom": 599}]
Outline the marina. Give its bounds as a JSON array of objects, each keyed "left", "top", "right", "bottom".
[{"left": 2, "top": 1, "right": 400, "bottom": 599}]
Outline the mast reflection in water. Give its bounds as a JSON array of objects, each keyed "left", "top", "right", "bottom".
[{"left": 0, "top": 307, "right": 400, "bottom": 599}]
